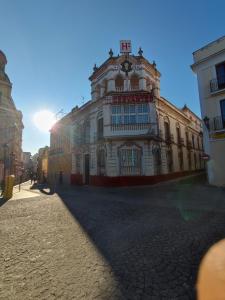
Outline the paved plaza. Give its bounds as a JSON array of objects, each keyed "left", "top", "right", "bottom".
[{"left": 1, "top": 174, "right": 225, "bottom": 299}]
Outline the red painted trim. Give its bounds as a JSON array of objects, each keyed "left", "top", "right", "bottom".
[
  {"left": 71, "top": 173, "right": 83, "bottom": 185},
  {"left": 71, "top": 170, "right": 204, "bottom": 187}
]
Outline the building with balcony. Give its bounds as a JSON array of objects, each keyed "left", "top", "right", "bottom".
[
  {"left": 48, "top": 44, "right": 202, "bottom": 186},
  {"left": 48, "top": 113, "right": 72, "bottom": 185},
  {"left": 37, "top": 146, "right": 49, "bottom": 183},
  {"left": 192, "top": 36, "right": 225, "bottom": 186},
  {"left": 49, "top": 44, "right": 204, "bottom": 186},
  {"left": 0, "top": 50, "right": 23, "bottom": 184}
]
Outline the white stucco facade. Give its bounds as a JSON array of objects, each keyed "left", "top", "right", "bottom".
[
  {"left": 192, "top": 36, "right": 225, "bottom": 186},
  {"left": 66, "top": 49, "right": 203, "bottom": 186}
]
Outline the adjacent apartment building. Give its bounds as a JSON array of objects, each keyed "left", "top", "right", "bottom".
[
  {"left": 37, "top": 146, "right": 49, "bottom": 183},
  {"left": 192, "top": 36, "right": 225, "bottom": 186},
  {"left": 0, "top": 50, "right": 23, "bottom": 184},
  {"left": 49, "top": 42, "right": 204, "bottom": 186}
]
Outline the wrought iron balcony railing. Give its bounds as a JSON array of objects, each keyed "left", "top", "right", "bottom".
[
  {"left": 111, "top": 123, "right": 151, "bottom": 131},
  {"left": 210, "top": 75, "right": 225, "bottom": 93},
  {"left": 115, "top": 86, "right": 140, "bottom": 92},
  {"left": 187, "top": 141, "right": 193, "bottom": 150},
  {"left": 209, "top": 116, "right": 225, "bottom": 131},
  {"left": 165, "top": 134, "right": 174, "bottom": 144},
  {"left": 176, "top": 137, "right": 184, "bottom": 147}
]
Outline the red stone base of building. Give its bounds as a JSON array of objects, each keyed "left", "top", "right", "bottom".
[
  {"left": 71, "top": 170, "right": 204, "bottom": 187},
  {"left": 71, "top": 174, "right": 83, "bottom": 185}
]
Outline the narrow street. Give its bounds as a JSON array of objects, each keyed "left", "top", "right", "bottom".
[{"left": 1, "top": 174, "right": 225, "bottom": 299}]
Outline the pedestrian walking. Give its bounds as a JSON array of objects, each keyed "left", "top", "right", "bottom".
[{"left": 30, "top": 173, "right": 34, "bottom": 184}]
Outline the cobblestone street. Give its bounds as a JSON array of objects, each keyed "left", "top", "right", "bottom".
[{"left": 1, "top": 174, "right": 225, "bottom": 300}]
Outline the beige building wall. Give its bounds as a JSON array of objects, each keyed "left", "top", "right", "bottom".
[
  {"left": 192, "top": 36, "right": 225, "bottom": 186},
  {"left": 48, "top": 115, "right": 72, "bottom": 185},
  {"left": 0, "top": 50, "right": 23, "bottom": 184}
]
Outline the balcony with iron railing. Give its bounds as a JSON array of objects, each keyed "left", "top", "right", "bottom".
[
  {"left": 111, "top": 122, "right": 151, "bottom": 131},
  {"left": 105, "top": 122, "right": 159, "bottom": 139},
  {"left": 165, "top": 133, "right": 174, "bottom": 144},
  {"left": 209, "top": 116, "right": 225, "bottom": 132},
  {"left": 115, "top": 86, "right": 140, "bottom": 92},
  {"left": 186, "top": 140, "right": 193, "bottom": 150},
  {"left": 177, "top": 137, "right": 185, "bottom": 147},
  {"left": 210, "top": 75, "right": 225, "bottom": 93},
  {"left": 115, "top": 86, "right": 152, "bottom": 92}
]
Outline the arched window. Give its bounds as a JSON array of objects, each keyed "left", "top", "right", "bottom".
[
  {"left": 178, "top": 149, "right": 184, "bottom": 170},
  {"left": 97, "top": 148, "right": 106, "bottom": 176},
  {"left": 74, "top": 123, "right": 82, "bottom": 145},
  {"left": 164, "top": 116, "right": 170, "bottom": 142},
  {"left": 119, "top": 144, "right": 142, "bottom": 176},
  {"left": 115, "top": 74, "right": 124, "bottom": 91},
  {"left": 176, "top": 123, "right": 181, "bottom": 144},
  {"left": 130, "top": 73, "right": 139, "bottom": 90},
  {"left": 97, "top": 111, "right": 103, "bottom": 140},
  {"left": 166, "top": 147, "right": 173, "bottom": 173}
]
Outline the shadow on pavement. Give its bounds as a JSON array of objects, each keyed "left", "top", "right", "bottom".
[
  {"left": 30, "top": 182, "right": 55, "bottom": 195},
  {"left": 0, "top": 196, "right": 7, "bottom": 207},
  {"left": 21, "top": 174, "right": 225, "bottom": 298},
  {"left": 51, "top": 173, "right": 225, "bottom": 299}
]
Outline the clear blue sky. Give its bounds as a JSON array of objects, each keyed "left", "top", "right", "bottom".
[{"left": 0, "top": 0, "right": 225, "bottom": 154}]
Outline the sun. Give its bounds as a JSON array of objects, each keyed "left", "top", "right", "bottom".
[{"left": 33, "top": 110, "right": 56, "bottom": 132}]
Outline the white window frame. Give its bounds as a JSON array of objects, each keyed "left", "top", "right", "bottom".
[
  {"left": 119, "top": 147, "right": 141, "bottom": 176},
  {"left": 111, "top": 103, "right": 150, "bottom": 125}
]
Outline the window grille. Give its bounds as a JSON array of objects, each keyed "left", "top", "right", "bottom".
[
  {"left": 153, "top": 147, "right": 161, "bottom": 175},
  {"left": 178, "top": 150, "right": 184, "bottom": 170},
  {"left": 76, "top": 154, "right": 81, "bottom": 173},
  {"left": 166, "top": 149, "right": 173, "bottom": 172},
  {"left": 97, "top": 118, "right": 104, "bottom": 140},
  {"left": 119, "top": 148, "right": 141, "bottom": 175},
  {"left": 97, "top": 149, "right": 106, "bottom": 175}
]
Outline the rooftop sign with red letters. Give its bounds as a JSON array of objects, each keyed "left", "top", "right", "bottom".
[{"left": 120, "top": 40, "right": 132, "bottom": 53}]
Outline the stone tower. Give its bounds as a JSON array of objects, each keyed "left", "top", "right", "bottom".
[{"left": 0, "top": 50, "right": 23, "bottom": 183}]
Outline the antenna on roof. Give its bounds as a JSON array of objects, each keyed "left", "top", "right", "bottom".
[{"left": 81, "top": 96, "right": 85, "bottom": 105}]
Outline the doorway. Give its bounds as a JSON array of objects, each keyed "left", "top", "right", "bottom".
[{"left": 84, "top": 154, "right": 90, "bottom": 184}]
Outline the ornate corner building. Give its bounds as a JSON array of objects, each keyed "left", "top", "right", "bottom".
[
  {"left": 49, "top": 43, "right": 204, "bottom": 186},
  {"left": 0, "top": 50, "right": 24, "bottom": 183}
]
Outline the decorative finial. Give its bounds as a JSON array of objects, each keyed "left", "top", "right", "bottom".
[
  {"left": 109, "top": 48, "right": 113, "bottom": 57},
  {"left": 93, "top": 64, "right": 98, "bottom": 72},
  {"left": 152, "top": 60, "right": 156, "bottom": 68},
  {"left": 138, "top": 47, "right": 143, "bottom": 56}
]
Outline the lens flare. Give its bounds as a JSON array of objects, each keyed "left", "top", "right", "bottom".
[{"left": 33, "top": 110, "right": 56, "bottom": 132}]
